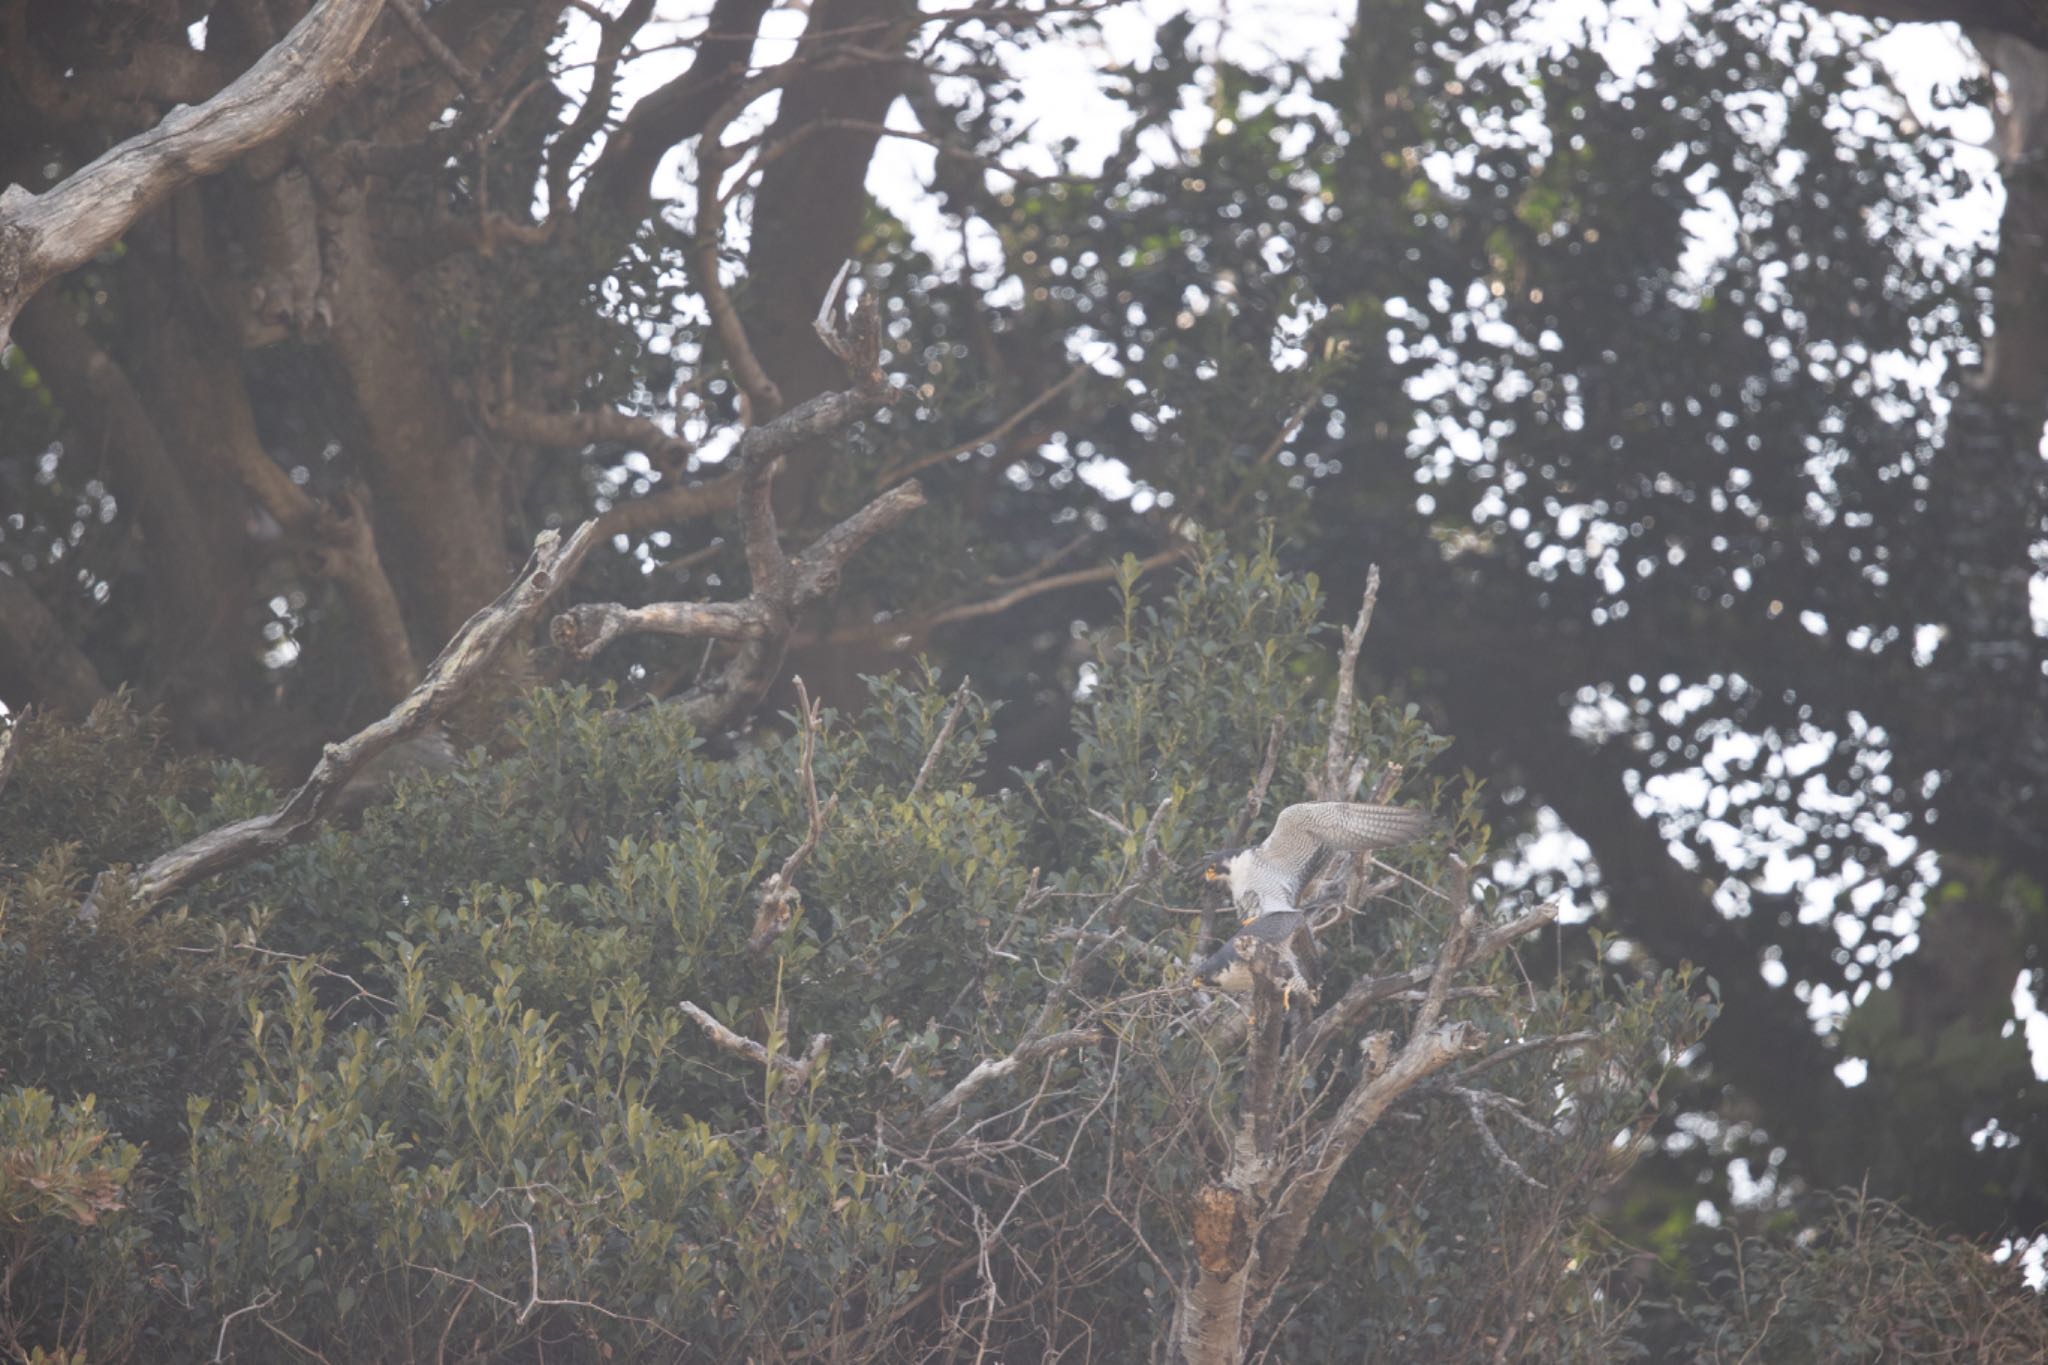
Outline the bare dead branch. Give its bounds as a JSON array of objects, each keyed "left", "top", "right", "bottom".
[
  {"left": 94, "top": 522, "right": 602, "bottom": 918},
  {"left": 924, "top": 802, "right": 1170, "bottom": 1134},
  {"left": 747, "top": 677, "right": 840, "bottom": 953},
  {"left": 1296, "top": 894, "right": 1557, "bottom": 1075},
  {"left": 552, "top": 599, "right": 772, "bottom": 661},
  {"left": 811, "top": 259, "right": 885, "bottom": 389},
  {"left": 1413, "top": 855, "right": 1478, "bottom": 1037},
  {"left": 0, "top": 0, "right": 387, "bottom": 345},
  {"left": 1231, "top": 715, "right": 1288, "bottom": 852},
  {"left": 553, "top": 369, "right": 925, "bottom": 733},
  {"left": 921, "top": 1028, "right": 1105, "bottom": 1130},
  {"left": 909, "top": 675, "right": 974, "bottom": 797},
  {"left": 677, "top": 1000, "right": 826, "bottom": 1084},
  {"left": 1455, "top": 1085, "right": 1547, "bottom": 1189},
  {"left": 213, "top": 1289, "right": 281, "bottom": 1364},
  {"left": 1319, "top": 566, "right": 1379, "bottom": 801}
]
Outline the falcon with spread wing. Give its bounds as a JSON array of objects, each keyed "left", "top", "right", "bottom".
[{"left": 1199, "top": 801, "right": 1434, "bottom": 921}]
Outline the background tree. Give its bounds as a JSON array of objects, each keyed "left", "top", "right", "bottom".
[{"left": 3, "top": 0, "right": 2048, "bottom": 1346}]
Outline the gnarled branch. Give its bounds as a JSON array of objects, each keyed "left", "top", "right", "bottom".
[
  {"left": 0, "top": 0, "right": 387, "bottom": 344},
  {"left": 94, "top": 521, "right": 602, "bottom": 918},
  {"left": 551, "top": 376, "right": 926, "bottom": 733}
]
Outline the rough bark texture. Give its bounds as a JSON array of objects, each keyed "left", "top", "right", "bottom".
[{"left": 0, "top": 0, "right": 387, "bottom": 343}]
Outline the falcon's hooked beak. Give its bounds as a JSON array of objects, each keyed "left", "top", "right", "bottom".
[{"left": 1194, "top": 848, "right": 1244, "bottom": 883}]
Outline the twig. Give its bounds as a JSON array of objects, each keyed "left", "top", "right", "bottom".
[
  {"left": 882, "top": 366, "right": 1087, "bottom": 483},
  {"left": 920, "top": 1027, "right": 1105, "bottom": 1129},
  {"left": 925, "top": 799, "right": 1171, "bottom": 1131},
  {"left": 1320, "top": 566, "right": 1379, "bottom": 800},
  {"left": 1455, "top": 1086, "right": 1547, "bottom": 1189},
  {"left": 1231, "top": 715, "right": 1288, "bottom": 849},
  {"left": 213, "top": 1289, "right": 279, "bottom": 1363},
  {"left": 1413, "top": 855, "right": 1477, "bottom": 1037},
  {"left": 909, "top": 676, "right": 973, "bottom": 797},
  {"left": 747, "top": 678, "right": 840, "bottom": 952},
  {"left": 1451, "top": 1029, "right": 1598, "bottom": 1081},
  {"left": 799, "top": 545, "right": 1188, "bottom": 650},
  {"left": 553, "top": 378, "right": 925, "bottom": 733}
]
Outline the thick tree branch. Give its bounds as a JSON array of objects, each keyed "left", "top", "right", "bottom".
[
  {"left": 93, "top": 521, "right": 601, "bottom": 917},
  {"left": 0, "top": 0, "right": 386, "bottom": 345},
  {"left": 553, "top": 376, "right": 926, "bottom": 733},
  {"left": 577, "top": 0, "right": 774, "bottom": 237}
]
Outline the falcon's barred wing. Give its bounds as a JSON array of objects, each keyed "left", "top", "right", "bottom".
[{"left": 1256, "top": 802, "right": 1435, "bottom": 904}]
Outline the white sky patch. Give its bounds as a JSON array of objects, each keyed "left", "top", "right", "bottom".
[{"left": 2012, "top": 970, "right": 2048, "bottom": 1081}]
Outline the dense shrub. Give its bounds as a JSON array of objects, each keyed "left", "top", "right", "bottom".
[{"left": 2, "top": 550, "right": 2026, "bottom": 1360}]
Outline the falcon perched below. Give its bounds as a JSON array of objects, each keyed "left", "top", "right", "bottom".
[{"left": 1199, "top": 801, "right": 1435, "bottom": 921}]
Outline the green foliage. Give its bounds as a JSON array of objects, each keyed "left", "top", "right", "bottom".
[
  {"left": 0, "top": 1089, "right": 151, "bottom": 1363},
  {"left": 7, "top": 552, "right": 2020, "bottom": 1360},
  {"left": 1667, "top": 1192, "right": 2048, "bottom": 1363},
  {"left": 0, "top": 702, "right": 200, "bottom": 873}
]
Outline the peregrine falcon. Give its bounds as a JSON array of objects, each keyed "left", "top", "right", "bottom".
[{"left": 1199, "top": 801, "right": 1434, "bottom": 921}]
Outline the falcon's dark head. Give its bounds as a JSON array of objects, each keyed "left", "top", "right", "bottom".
[{"left": 1192, "top": 848, "right": 1247, "bottom": 885}]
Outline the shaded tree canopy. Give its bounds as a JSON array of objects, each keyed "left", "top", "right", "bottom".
[{"left": 3, "top": 0, "right": 2048, "bottom": 1357}]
